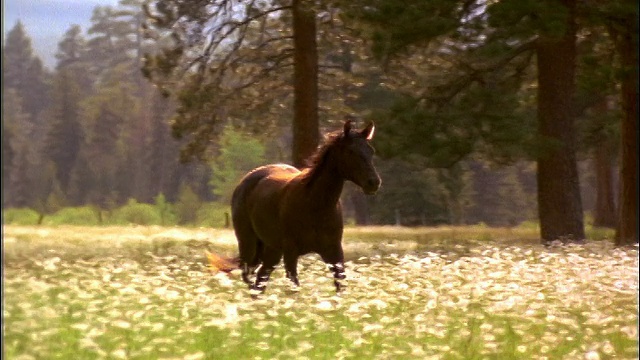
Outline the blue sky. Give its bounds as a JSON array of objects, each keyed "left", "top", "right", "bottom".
[{"left": 3, "top": 0, "right": 120, "bottom": 69}]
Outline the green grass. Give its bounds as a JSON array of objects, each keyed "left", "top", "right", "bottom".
[{"left": 2, "top": 225, "right": 637, "bottom": 359}]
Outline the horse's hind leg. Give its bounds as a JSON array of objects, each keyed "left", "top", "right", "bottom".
[
  {"left": 240, "top": 238, "right": 262, "bottom": 285},
  {"left": 243, "top": 241, "right": 263, "bottom": 284},
  {"left": 251, "top": 246, "right": 282, "bottom": 293},
  {"left": 233, "top": 216, "right": 261, "bottom": 285}
]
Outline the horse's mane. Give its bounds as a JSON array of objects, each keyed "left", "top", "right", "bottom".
[
  {"left": 304, "top": 130, "right": 343, "bottom": 169},
  {"left": 300, "top": 127, "right": 357, "bottom": 185}
]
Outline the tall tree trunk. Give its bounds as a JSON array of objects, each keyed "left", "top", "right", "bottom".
[
  {"left": 591, "top": 97, "right": 618, "bottom": 228},
  {"left": 291, "top": 0, "right": 319, "bottom": 168},
  {"left": 593, "top": 144, "right": 618, "bottom": 228},
  {"left": 612, "top": 20, "right": 638, "bottom": 245},
  {"left": 535, "top": 0, "right": 585, "bottom": 243}
]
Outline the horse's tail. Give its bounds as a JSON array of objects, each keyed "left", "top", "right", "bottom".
[{"left": 205, "top": 251, "right": 241, "bottom": 273}]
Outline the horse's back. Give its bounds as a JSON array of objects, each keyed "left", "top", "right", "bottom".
[{"left": 231, "top": 164, "right": 299, "bottom": 218}]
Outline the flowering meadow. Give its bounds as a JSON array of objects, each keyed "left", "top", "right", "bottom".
[{"left": 3, "top": 226, "right": 638, "bottom": 359}]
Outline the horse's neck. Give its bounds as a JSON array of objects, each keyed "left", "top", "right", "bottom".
[{"left": 305, "top": 159, "right": 344, "bottom": 207}]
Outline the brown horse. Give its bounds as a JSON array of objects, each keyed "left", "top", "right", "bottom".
[{"left": 231, "top": 120, "right": 381, "bottom": 293}]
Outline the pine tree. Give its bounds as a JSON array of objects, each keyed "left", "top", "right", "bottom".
[
  {"left": 45, "top": 69, "right": 83, "bottom": 192},
  {"left": 147, "top": 92, "right": 181, "bottom": 200},
  {"left": 84, "top": 1, "right": 161, "bottom": 202},
  {"left": 575, "top": 29, "right": 620, "bottom": 229},
  {"left": 3, "top": 21, "right": 50, "bottom": 121},
  {"left": 142, "top": 0, "right": 323, "bottom": 166},
  {"left": 604, "top": 1, "right": 639, "bottom": 245},
  {"left": 56, "top": 25, "right": 86, "bottom": 68},
  {"left": 1, "top": 118, "right": 13, "bottom": 206},
  {"left": 3, "top": 23, "right": 51, "bottom": 210},
  {"left": 2, "top": 89, "right": 32, "bottom": 207},
  {"left": 343, "top": 0, "right": 586, "bottom": 242},
  {"left": 55, "top": 25, "right": 94, "bottom": 93},
  {"left": 7, "top": 144, "right": 32, "bottom": 208},
  {"left": 86, "top": 6, "right": 134, "bottom": 78},
  {"left": 534, "top": 0, "right": 585, "bottom": 242},
  {"left": 84, "top": 104, "right": 124, "bottom": 207}
]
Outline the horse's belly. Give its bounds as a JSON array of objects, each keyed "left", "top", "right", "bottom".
[{"left": 250, "top": 208, "right": 283, "bottom": 246}]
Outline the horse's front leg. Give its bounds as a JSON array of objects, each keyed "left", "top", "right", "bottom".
[
  {"left": 320, "top": 247, "right": 346, "bottom": 292},
  {"left": 283, "top": 248, "right": 300, "bottom": 288}
]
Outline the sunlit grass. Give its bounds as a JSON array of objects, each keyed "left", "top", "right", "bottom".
[{"left": 3, "top": 225, "right": 637, "bottom": 359}]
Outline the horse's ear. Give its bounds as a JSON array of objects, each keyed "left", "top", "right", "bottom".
[
  {"left": 361, "top": 122, "right": 375, "bottom": 140},
  {"left": 343, "top": 119, "right": 353, "bottom": 136}
]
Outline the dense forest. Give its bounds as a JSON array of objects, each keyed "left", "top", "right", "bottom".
[{"left": 2, "top": 0, "right": 637, "bottom": 244}]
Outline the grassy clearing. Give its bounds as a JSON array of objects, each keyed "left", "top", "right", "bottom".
[{"left": 2, "top": 225, "right": 637, "bottom": 359}]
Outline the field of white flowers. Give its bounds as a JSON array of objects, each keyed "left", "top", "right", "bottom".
[{"left": 3, "top": 226, "right": 638, "bottom": 359}]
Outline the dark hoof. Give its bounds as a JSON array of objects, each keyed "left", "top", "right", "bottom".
[
  {"left": 250, "top": 282, "right": 266, "bottom": 292},
  {"left": 249, "top": 284, "right": 265, "bottom": 298},
  {"left": 250, "top": 283, "right": 265, "bottom": 291}
]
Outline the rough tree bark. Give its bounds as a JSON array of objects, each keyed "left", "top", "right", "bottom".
[
  {"left": 593, "top": 143, "right": 618, "bottom": 228},
  {"left": 292, "top": 0, "right": 320, "bottom": 168},
  {"left": 591, "top": 97, "right": 618, "bottom": 228},
  {"left": 536, "top": 0, "right": 585, "bottom": 243},
  {"left": 612, "top": 20, "right": 638, "bottom": 245}
]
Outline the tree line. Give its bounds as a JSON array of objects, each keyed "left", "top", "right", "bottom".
[
  {"left": 2, "top": 0, "right": 637, "bottom": 245},
  {"left": 3, "top": 2, "right": 200, "bottom": 211}
]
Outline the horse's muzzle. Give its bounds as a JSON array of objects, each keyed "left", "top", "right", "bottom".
[{"left": 363, "top": 177, "right": 381, "bottom": 195}]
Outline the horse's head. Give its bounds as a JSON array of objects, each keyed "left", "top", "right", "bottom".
[{"left": 335, "top": 120, "right": 382, "bottom": 195}]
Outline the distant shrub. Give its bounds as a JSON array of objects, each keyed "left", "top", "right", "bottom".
[
  {"left": 583, "top": 213, "right": 595, "bottom": 227},
  {"left": 110, "top": 199, "right": 162, "bottom": 225},
  {"left": 153, "top": 193, "right": 177, "bottom": 226},
  {"left": 209, "top": 125, "right": 266, "bottom": 203},
  {"left": 46, "top": 206, "right": 101, "bottom": 225},
  {"left": 174, "top": 185, "right": 201, "bottom": 225},
  {"left": 517, "top": 220, "right": 540, "bottom": 230},
  {"left": 3, "top": 208, "right": 41, "bottom": 225},
  {"left": 196, "top": 202, "right": 232, "bottom": 228},
  {"left": 586, "top": 225, "right": 615, "bottom": 241}
]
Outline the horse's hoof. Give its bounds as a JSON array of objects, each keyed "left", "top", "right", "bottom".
[
  {"left": 249, "top": 287, "right": 264, "bottom": 298},
  {"left": 286, "top": 289, "right": 301, "bottom": 296},
  {"left": 249, "top": 283, "right": 266, "bottom": 295}
]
